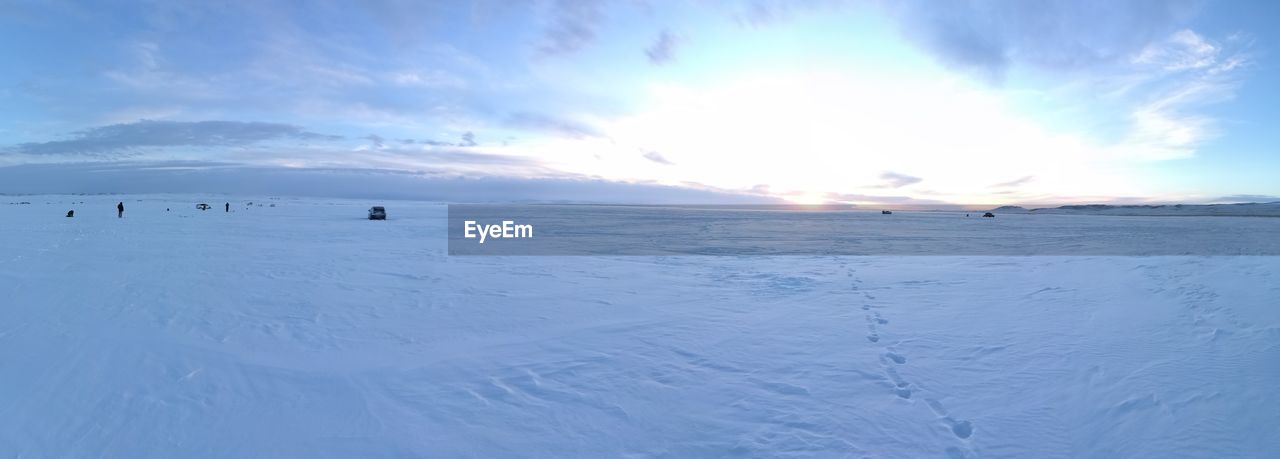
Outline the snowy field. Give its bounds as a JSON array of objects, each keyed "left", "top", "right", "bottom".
[{"left": 2, "top": 195, "right": 1279, "bottom": 457}]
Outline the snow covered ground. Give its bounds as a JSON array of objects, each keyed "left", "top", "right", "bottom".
[{"left": 2, "top": 195, "right": 1278, "bottom": 457}]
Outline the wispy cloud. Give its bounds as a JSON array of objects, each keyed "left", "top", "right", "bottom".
[
  {"left": 539, "top": 0, "right": 606, "bottom": 56},
  {"left": 386, "top": 148, "right": 541, "bottom": 168},
  {"left": 6, "top": 120, "right": 342, "bottom": 156},
  {"left": 879, "top": 1, "right": 1249, "bottom": 163},
  {"left": 880, "top": 0, "right": 1200, "bottom": 83},
  {"left": 1133, "top": 29, "right": 1222, "bottom": 71},
  {"left": 645, "top": 28, "right": 682, "bottom": 65},
  {"left": 504, "top": 112, "right": 602, "bottom": 139},
  {"left": 643, "top": 151, "right": 674, "bottom": 165},
  {"left": 991, "top": 176, "right": 1034, "bottom": 188},
  {"left": 730, "top": 0, "right": 843, "bottom": 27},
  {"left": 0, "top": 161, "right": 774, "bottom": 204},
  {"left": 104, "top": 41, "right": 221, "bottom": 99},
  {"left": 1119, "top": 30, "right": 1251, "bottom": 160},
  {"left": 379, "top": 132, "right": 478, "bottom": 148},
  {"left": 389, "top": 69, "right": 468, "bottom": 89},
  {"left": 876, "top": 171, "right": 922, "bottom": 188},
  {"left": 1212, "top": 194, "right": 1280, "bottom": 204}
]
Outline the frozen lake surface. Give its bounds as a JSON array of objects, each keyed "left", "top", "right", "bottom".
[{"left": 2, "top": 195, "right": 1278, "bottom": 457}]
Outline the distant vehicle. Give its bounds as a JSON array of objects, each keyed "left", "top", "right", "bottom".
[
  {"left": 368, "top": 206, "right": 386, "bottom": 220},
  {"left": 882, "top": 210, "right": 892, "bottom": 214},
  {"left": 197, "top": 203, "right": 211, "bottom": 210},
  {"left": 982, "top": 212, "right": 995, "bottom": 218}
]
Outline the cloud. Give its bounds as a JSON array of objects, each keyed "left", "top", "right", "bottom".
[
  {"left": 880, "top": 0, "right": 1201, "bottom": 82},
  {"left": 645, "top": 29, "right": 682, "bottom": 65},
  {"left": 1119, "top": 30, "right": 1251, "bottom": 160},
  {"left": 389, "top": 70, "right": 468, "bottom": 89},
  {"left": 98, "top": 106, "right": 184, "bottom": 124},
  {"left": 539, "top": 0, "right": 606, "bottom": 56},
  {"left": 730, "top": 0, "right": 843, "bottom": 27},
  {"left": 6, "top": 120, "right": 342, "bottom": 156},
  {"left": 369, "top": 131, "right": 478, "bottom": 149},
  {"left": 394, "top": 149, "right": 541, "bottom": 168},
  {"left": 364, "top": 134, "right": 386, "bottom": 148},
  {"left": 990, "top": 176, "right": 1034, "bottom": 188},
  {"left": 643, "top": 151, "right": 674, "bottom": 165},
  {"left": 505, "top": 112, "right": 602, "bottom": 139},
  {"left": 0, "top": 161, "right": 776, "bottom": 204},
  {"left": 876, "top": 2, "right": 1253, "bottom": 163},
  {"left": 876, "top": 171, "right": 922, "bottom": 188},
  {"left": 419, "top": 132, "right": 480, "bottom": 148},
  {"left": 103, "top": 41, "right": 221, "bottom": 100},
  {"left": 1211, "top": 194, "right": 1280, "bottom": 204},
  {"left": 1133, "top": 29, "right": 1221, "bottom": 71}
]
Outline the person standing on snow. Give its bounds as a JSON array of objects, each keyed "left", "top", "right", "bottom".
[
  {"left": 225, "top": 202, "right": 230, "bottom": 212},
  {"left": 117, "top": 202, "right": 124, "bottom": 218}
]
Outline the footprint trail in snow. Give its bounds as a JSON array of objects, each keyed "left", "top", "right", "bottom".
[{"left": 852, "top": 266, "right": 977, "bottom": 457}]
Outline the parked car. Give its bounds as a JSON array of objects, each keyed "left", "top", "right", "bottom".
[
  {"left": 368, "top": 206, "right": 386, "bottom": 220},
  {"left": 881, "top": 210, "right": 892, "bottom": 214},
  {"left": 982, "top": 212, "right": 995, "bottom": 218},
  {"left": 196, "top": 203, "right": 211, "bottom": 210}
]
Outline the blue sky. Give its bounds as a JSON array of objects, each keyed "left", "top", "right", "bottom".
[{"left": 1, "top": 0, "right": 1277, "bottom": 205}]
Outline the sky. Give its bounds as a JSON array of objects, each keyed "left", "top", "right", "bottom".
[{"left": 1, "top": 0, "right": 1278, "bottom": 205}]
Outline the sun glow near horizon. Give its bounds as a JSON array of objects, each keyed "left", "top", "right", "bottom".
[{"left": 493, "top": 67, "right": 1166, "bottom": 205}]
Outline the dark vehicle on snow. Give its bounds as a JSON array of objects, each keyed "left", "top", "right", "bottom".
[{"left": 368, "top": 206, "right": 386, "bottom": 220}]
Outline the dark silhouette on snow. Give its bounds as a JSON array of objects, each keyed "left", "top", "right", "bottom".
[
  {"left": 225, "top": 203, "right": 230, "bottom": 212},
  {"left": 66, "top": 210, "right": 74, "bottom": 217},
  {"left": 982, "top": 212, "right": 995, "bottom": 218},
  {"left": 117, "top": 202, "right": 124, "bottom": 218}
]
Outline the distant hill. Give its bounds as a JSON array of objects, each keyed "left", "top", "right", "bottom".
[
  {"left": 991, "top": 205, "right": 1030, "bottom": 213},
  {"left": 988, "top": 202, "right": 1280, "bottom": 217}
]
